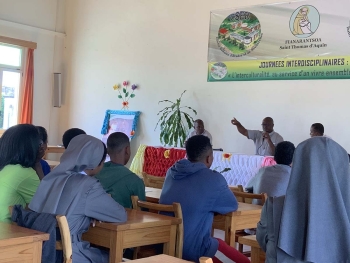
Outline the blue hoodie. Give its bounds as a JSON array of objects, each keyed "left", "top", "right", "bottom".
[{"left": 159, "top": 159, "right": 238, "bottom": 262}]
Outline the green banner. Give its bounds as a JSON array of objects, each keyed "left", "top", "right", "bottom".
[
  {"left": 208, "top": 56, "right": 350, "bottom": 81},
  {"left": 208, "top": 0, "right": 350, "bottom": 81}
]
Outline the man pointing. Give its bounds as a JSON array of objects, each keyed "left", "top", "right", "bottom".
[{"left": 231, "top": 117, "right": 284, "bottom": 156}]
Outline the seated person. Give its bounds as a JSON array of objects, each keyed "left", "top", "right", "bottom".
[
  {"left": 62, "top": 128, "right": 86, "bottom": 148},
  {"left": 185, "top": 119, "right": 212, "bottom": 144},
  {"left": 160, "top": 135, "right": 249, "bottom": 263},
  {"left": 96, "top": 132, "right": 145, "bottom": 208},
  {"left": 0, "top": 124, "right": 42, "bottom": 222},
  {"left": 257, "top": 137, "right": 350, "bottom": 263},
  {"left": 36, "top": 126, "right": 51, "bottom": 176},
  {"left": 309, "top": 123, "right": 324, "bottom": 137},
  {"left": 29, "top": 135, "right": 127, "bottom": 263},
  {"left": 246, "top": 141, "right": 295, "bottom": 204}
]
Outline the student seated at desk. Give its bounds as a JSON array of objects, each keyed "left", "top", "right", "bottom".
[
  {"left": 29, "top": 134, "right": 127, "bottom": 263},
  {"left": 0, "top": 124, "right": 43, "bottom": 222},
  {"left": 96, "top": 132, "right": 145, "bottom": 208},
  {"left": 257, "top": 137, "right": 350, "bottom": 263},
  {"left": 62, "top": 128, "right": 86, "bottom": 148},
  {"left": 36, "top": 126, "right": 51, "bottom": 176},
  {"left": 160, "top": 135, "right": 249, "bottom": 263},
  {"left": 246, "top": 141, "right": 295, "bottom": 204}
]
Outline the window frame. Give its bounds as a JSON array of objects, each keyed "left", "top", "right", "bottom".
[{"left": 0, "top": 43, "right": 25, "bottom": 135}]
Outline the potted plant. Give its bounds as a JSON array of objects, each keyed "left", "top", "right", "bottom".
[{"left": 155, "top": 90, "right": 197, "bottom": 147}]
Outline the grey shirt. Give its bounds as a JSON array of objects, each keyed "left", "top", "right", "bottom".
[
  {"left": 247, "top": 130, "right": 284, "bottom": 156},
  {"left": 246, "top": 164, "right": 291, "bottom": 205}
]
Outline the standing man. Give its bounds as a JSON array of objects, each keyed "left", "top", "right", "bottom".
[
  {"left": 231, "top": 117, "right": 283, "bottom": 156},
  {"left": 186, "top": 119, "right": 212, "bottom": 143}
]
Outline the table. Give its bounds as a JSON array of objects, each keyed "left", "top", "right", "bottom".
[
  {"left": 130, "top": 145, "right": 268, "bottom": 187},
  {"left": 145, "top": 187, "right": 162, "bottom": 203},
  {"left": 0, "top": 222, "right": 49, "bottom": 263},
  {"left": 145, "top": 187, "right": 262, "bottom": 247},
  {"left": 120, "top": 254, "right": 192, "bottom": 263},
  {"left": 82, "top": 208, "right": 181, "bottom": 263},
  {"left": 212, "top": 202, "right": 262, "bottom": 247},
  {"left": 46, "top": 160, "right": 60, "bottom": 170},
  {"left": 238, "top": 235, "right": 265, "bottom": 263},
  {"left": 44, "top": 145, "right": 65, "bottom": 159}
]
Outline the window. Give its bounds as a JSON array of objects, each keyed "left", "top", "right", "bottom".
[{"left": 0, "top": 44, "right": 23, "bottom": 130}]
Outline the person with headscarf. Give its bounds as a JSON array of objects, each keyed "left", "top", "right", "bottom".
[
  {"left": 29, "top": 134, "right": 127, "bottom": 263},
  {"left": 256, "top": 137, "right": 350, "bottom": 263},
  {"left": 293, "top": 7, "right": 312, "bottom": 35}
]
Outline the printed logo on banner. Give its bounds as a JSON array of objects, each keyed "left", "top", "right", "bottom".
[
  {"left": 210, "top": 62, "right": 228, "bottom": 80},
  {"left": 289, "top": 5, "right": 320, "bottom": 38},
  {"left": 217, "top": 11, "right": 262, "bottom": 57}
]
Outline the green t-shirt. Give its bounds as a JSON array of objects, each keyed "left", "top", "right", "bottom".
[
  {"left": 96, "top": 162, "right": 145, "bottom": 208},
  {"left": 0, "top": 164, "right": 40, "bottom": 222}
]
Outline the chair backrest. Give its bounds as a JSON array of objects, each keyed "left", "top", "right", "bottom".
[
  {"left": 231, "top": 190, "right": 267, "bottom": 205},
  {"left": 229, "top": 185, "right": 244, "bottom": 202},
  {"left": 131, "top": 196, "right": 183, "bottom": 258},
  {"left": 142, "top": 172, "right": 165, "bottom": 189},
  {"left": 56, "top": 215, "right": 72, "bottom": 263},
  {"left": 199, "top": 257, "right": 214, "bottom": 263}
]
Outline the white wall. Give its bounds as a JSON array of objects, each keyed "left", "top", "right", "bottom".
[
  {"left": 63, "top": 0, "right": 350, "bottom": 156},
  {"left": 0, "top": 0, "right": 66, "bottom": 145}
]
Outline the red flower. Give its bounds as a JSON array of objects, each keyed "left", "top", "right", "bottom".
[
  {"left": 122, "top": 101, "right": 129, "bottom": 107},
  {"left": 130, "top": 130, "right": 135, "bottom": 136},
  {"left": 123, "top": 81, "right": 128, "bottom": 86},
  {"left": 223, "top": 153, "right": 232, "bottom": 159}
]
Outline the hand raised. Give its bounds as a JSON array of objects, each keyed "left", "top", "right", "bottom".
[{"left": 231, "top": 118, "right": 240, "bottom": 126}]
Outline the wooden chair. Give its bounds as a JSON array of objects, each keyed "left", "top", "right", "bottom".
[
  {"left": 230, "top": 191, "right": 267, "bottom": 256},
  {"left": 238, "top": 235, "right": 265, "bottom": 263},
  {"left": 199, "top": 257, "right": 213, "bottom": 263},
  {"left": 9, "top": 206, "right": 72, "bottom": 263},
  {"left": 229, "top": 185, "right": 244, "bottom": 202},
  {"left": 142, "top": 172, "right": 165, "bottom": 189},
  {"left": 131, "top": 196, "right": 183, "bottom": 259},
  {"left": 56, "top": 215, "right": 73, "bottom": 263}
]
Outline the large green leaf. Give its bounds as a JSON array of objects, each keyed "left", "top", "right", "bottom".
[
  {"left": 123, "top": 88, "right": 126, "bottom": 93},
  {"left": 118, "top": 95, "right": 122, "bottom": 99},
  {"left": 130, "top": 94, "right": 135, "bottom": 98},
  {"left": 125, "top": 92, "right": 129, "bottom": 97}
]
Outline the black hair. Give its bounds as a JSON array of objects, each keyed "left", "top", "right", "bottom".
[
  {"left": 99, "top": 142, "right": 107, "bottom": 165},
  {"left": 62, "top": 128, "right": 86, "bottom": 149},
  {"left": 36, "top": 126, "right": 48, "bottom": 143},
  {"left": 185, "top": 135, "right": 212, "bottom": 162},
  {"left": 107, "top": 132, "right": 130, "bottom": 154},
  {"left": 0, "top": 124, "right": 40, "bottom": 170},
  {"left": 311, "top": 123, "right": 324, "bottom": 135},
  {"left": 274, "top": 141, "right": 295, "bottom": 165}
]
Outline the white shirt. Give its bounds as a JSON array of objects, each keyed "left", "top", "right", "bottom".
[{"left": 186, "top": 129, "right": 212, "bottom": 143}]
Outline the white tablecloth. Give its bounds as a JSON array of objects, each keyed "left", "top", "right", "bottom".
[{"left": 210, "top": 151, "right": 264, "bottom": 187}]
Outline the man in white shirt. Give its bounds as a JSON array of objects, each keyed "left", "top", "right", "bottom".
[
  {"left": 185, "top": 119, "right": 212, "bottom": 144},
  {"left": 231, "top": 117, "right": 283, "bottom": 156}
]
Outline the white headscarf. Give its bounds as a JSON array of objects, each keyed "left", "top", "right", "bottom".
[{"left": 278, "top": 137, "right": 350, "bottom": 262}]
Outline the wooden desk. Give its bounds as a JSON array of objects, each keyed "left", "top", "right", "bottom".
[
  {"left": 145, "top": 187, "right": 162, "bottom": 203},
  {"left": 238, "top": 235, "right": 265, "bottom": 263},
  {"left": 212, "top": 202, "right": 262, "bottom": 247},
  {"left": 44, "top": 146, "right": 65, "bottom": 159},
  {"left": 82, "top": 208, "right": 181, "bottom": 263},
  {"left": 0, "top": 222, "right": 49, "bottom": 263},
  {"left": 145, "top": 187, "right": 262, "bottom": 247},
  {"left": 121, "top": 254, "right": 192, "bottom": 262},
  {"left": 46, "top": 160, "right": 60, "bottom": 170}
]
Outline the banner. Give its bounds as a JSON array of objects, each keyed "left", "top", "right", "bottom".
[{"left": 208, "top": 0, "right": 350, "bottom": 81}]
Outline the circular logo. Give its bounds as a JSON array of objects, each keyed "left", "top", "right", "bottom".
[
  {"left": 210, "top": 62, "right": 227, "bottom": 80},
  {"left": 217, "top": 11, "right": 262, "bottom": 57},
  {"left": 289, "top": 5, "right": 320, "bottom": 38}
]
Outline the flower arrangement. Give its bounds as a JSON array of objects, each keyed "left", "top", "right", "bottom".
[{"left": 113, "top": 81, "right": 138, "bottom": 110}]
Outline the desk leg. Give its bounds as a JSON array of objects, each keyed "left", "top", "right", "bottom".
[
  {"left": 163, "top": 225, "right": 177, "bottom": 257},
  {"left": 224, "top": 215, "right": 231, "bottom": 245},
  {"left": 109, "top": 231, "right": 124, "bottom": 263},
  {"left": 229, "top": 215, "right": 237, "bottom": 248},
  {"left": 251, "top": 247, "right": 261, "bottom": 263},
  {"left": 33, "top": 241, "right": 44, "bottom": 263}
]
